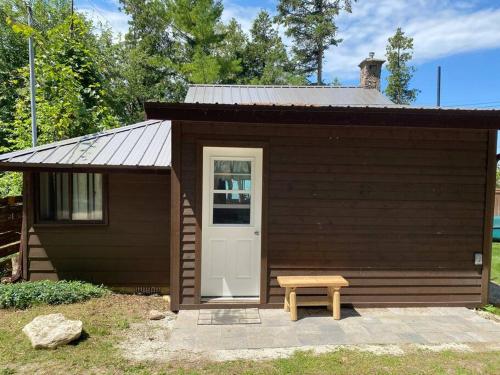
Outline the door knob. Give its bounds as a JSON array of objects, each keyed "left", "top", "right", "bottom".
[{"left": 254, "top": 230, "right": 260, "bottom": 235}]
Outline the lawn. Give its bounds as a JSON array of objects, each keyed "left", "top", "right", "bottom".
[
  {"left": 1, "top": 294, "right": 499, "bottom": 374},
  {"left": 491, "top": 242, "right": 500, "bottom": 284}
]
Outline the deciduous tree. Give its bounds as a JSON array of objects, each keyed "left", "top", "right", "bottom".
[{"left": 4, "top": 14, "right": 119, "bottom": 149}]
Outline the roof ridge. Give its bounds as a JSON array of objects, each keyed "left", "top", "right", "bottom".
[{"left": 188, "top": 84, "right": 363, "bottom": 89}]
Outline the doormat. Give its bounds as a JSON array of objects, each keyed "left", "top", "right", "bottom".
[{"left": 197, "top": 308, "right": 261, "bottom": 325}]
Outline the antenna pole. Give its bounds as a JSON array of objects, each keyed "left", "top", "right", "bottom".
[
  {"left": 436, "top": 66, "right": 441, "bottom": 107},
  {"left": 27, "top": 2, "right": 37, "bottom": 147}
]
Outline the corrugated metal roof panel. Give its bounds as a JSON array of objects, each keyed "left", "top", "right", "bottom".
[
  {"left": 123, "top": 122, "right": 158, "bottom": 165},
  {"left": 138, "top": 121, "right": 171, "bottom": 167},
  {"left": 185, "top": 84, "right": 396, "bottom": 106},
  {"left": 0, "top": 120, "right": 171, "bottom": 170}
]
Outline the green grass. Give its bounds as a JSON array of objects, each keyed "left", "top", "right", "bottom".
[
  {"left": 491, "top": 243, "right": 500, "bottom": 284},
  {"left": 0, "top": 294, "right": 499, "bottom": 374}
]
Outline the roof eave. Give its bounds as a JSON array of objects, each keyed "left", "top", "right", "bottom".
[
  {"left": 145, "top": 102, "right": 500, "bottom": 130},
  {"left": 0, "top": 162, "right": 171, "bottom": 174}
]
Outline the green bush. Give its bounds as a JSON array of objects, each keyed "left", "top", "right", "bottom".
[{"left": 0, "top": 280, "right": 108, "bottom": 309}]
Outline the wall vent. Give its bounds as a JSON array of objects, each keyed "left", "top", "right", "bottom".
[{"left": 135, "top": 286, "right": 161, "bottom": 295}]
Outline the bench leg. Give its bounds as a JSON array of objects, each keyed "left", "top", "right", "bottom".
[
  {"left": 333, "top": 288, "right": 341, "bottom": 320},
  {"left": 284, "top": 287, "right": 290, "bottom": 312},
  {"left": 327, "top": 287, "right": 333, "bottom": 311},
  {"left": 290, "top": 288, "right": 297, "bottom": 321}
]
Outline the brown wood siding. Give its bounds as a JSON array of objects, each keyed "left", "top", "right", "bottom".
[
  {"left": 176, "top": 121, "right": 490, "bottom": 308},
  {"left": 26, "top": 173, "right": 170, "bottom": 288}
]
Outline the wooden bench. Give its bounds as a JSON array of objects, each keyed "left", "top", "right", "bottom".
[{"left": 277, "top": 276, "right": 349, "bottom": 321}]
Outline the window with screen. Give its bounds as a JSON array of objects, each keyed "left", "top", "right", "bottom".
[
  {"left": 37, "top": 172, "right": 105, "bottom": 223},
  {"left": 212, "top": 159, "right": 252, "bottom": 224}
]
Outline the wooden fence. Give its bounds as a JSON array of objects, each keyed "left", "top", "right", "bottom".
[{"left": 0, "top": 196, "right": 22, "bottom": 258}]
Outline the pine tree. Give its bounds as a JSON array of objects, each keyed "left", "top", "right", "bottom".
[
  {"left": 119, "top": 0, "right": 186, "bottom": 122},
  {"left": 216, "top": 18, "right": 247, "bottom": 84},
  {"left": 168, "top": 0, "right": 241, "bottom": 84},
  {"left": 244, "top": 10, "right": 305, "bottom": 85},
  {"left": 276, "top": 0, "right": 355, "bottom": 85},
  {"left": 385, "top": 27, "right": 419, "bottom": 105}
]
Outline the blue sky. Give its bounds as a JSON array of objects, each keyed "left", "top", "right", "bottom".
[{"left": 79, "top": 0, "right": 500, "bottom": 146}]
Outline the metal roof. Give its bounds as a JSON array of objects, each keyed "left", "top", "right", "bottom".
[
  {"left": 185, "top": 84, "right": 397, "bottom": 107},
  {"left": 0, "top": 120, "right": 171, "bottom": 171}
]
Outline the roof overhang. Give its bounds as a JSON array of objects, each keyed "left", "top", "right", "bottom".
[
  {"left": 0, "top": 119, "right": 172, "bottom": 173},
  {"left": 0, "top": 163, "right": 170, "bottom": 173},
  {"left": 145, "top": 102, "right": 500, "bottom": 130}
]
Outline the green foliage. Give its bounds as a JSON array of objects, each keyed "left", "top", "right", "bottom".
[
  {"left": 492, "top": 242, "right": 500, "bottom": 284},
  {"left": 0, "top": 0, "right": 364, "bottom": 159},
  {"left": 0, "top": 0, "right": 75, "bottom": 150},
  {"left": 276, "top": 0, "right": 355, "bottom": 84},
  {"left": 243, "top": 10, "right": 305, "bottom": 85},
  {"left": 118, "top": 0, "right": 186, "bottom": 122},
  {"left": 0, "top": 171, "right": 22, "bottom": 198},
  {"left": 385, "top": 27, "right": 419, "bottom": 105},
  {"left": 482, "top": 304, "right": 500, "bottom": 316},
  {"left": 168, "top": 0, "right": 242, "bottom": 84},
  {"left": 3, "top": 14, "right": 120, "bottom": 150},
  {"left": 0, "top": 280, "right": 108, "bottom": 309}
]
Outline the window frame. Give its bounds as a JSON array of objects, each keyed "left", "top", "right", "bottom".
[
  {"left": 34, "top": 172, "right": 108, "bottom": 226},
  {"left": 209, "top": 156, "right": 255, "bottom": 227}
]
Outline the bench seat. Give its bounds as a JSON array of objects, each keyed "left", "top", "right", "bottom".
[{"left": 277, "top": 276, "right": 349, "bottom": 321}]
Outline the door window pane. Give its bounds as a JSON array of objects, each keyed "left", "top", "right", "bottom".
[
  {"left": 213, "top": 192, "right": 251, "bottom": 224},
  {"left": 213, "top": 193, "right": 250, "bottom": 206},
  {"left": 214, "top": 160, "right": 251, "bottom": 174},
  {"left": 213, "top": 175, "right": 251, "bottom": 191},
  {"left": 72, "top": 173, "right": 103, "bottom": 220}
]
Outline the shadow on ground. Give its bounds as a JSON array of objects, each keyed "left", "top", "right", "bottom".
[{"left": 298, "top": 307, "right": 361, "bottom": 319}]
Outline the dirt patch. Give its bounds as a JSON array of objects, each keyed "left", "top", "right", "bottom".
[
  {"left": 208, "top": 344, "right": 406, "bottom": 362},
  {"left": 119, "top": 311, "right": 177, "bottom": 362}
]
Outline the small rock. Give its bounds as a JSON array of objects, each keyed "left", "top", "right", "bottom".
[
  {"left": 148, "top": 310, "right": 166, "bottom": 320},
  {"left": 22, "top": 313, "right": 82, "bottom": 349}
]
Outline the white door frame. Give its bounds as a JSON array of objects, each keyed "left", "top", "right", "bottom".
[{"left": 201, "top": 147, "right": 263, "bottom": 298}]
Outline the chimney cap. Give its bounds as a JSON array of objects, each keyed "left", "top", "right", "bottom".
[{"left": 359, "top": 53, "right": 385, "bottom": 67}]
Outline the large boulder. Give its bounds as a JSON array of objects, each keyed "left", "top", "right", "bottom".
[{"left": 22, "top": 313, "right": 82, "bottom": 349}]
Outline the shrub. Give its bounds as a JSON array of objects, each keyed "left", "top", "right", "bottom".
[{"left": 0, "top": 280, "right": 109, "bottom": 309}]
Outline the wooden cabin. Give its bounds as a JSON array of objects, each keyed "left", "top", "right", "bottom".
[{"left": 1, "top": 83, "right": 499, "bottom": 311}]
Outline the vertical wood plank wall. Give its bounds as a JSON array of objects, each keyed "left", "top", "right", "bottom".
[
  {"left": 26, "top": 173, "right": 171, "bottom": 289},
  {"left": 494, "top": 190, "right": 500, "bottom": 216},
  {"left": 178, "top": 121, "right": 490, "bottom": 308}
]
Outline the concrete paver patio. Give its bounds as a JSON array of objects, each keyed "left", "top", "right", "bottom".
[{"left": 167, "top": 307, "right": 500, "bottom": 353}]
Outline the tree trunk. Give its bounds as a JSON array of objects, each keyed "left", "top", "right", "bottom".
[{"left": 317, "top": 48, "right": 323, "bottom": 85}]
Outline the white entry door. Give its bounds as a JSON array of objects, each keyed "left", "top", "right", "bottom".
[{"left": 201, "top": 147, "right": 262, "bottom": 298}]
